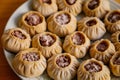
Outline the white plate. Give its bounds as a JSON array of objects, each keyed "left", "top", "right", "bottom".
[{"left": 3, "top": 0, "right": 120, "bottom": 80}]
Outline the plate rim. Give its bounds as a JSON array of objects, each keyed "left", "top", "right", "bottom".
[{"left": 3, "top": 0, "right": 31, "bottom": 79}]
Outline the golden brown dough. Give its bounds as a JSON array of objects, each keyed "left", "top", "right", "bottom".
[
  {"left": 32, "top": 0, "right": 58, "bottom": 17},
  {"left": 90, "top": 39, "right": 115, "bottom": 64},
  {"left": 110, "top": 51, "right": 120, "bottom": 76},
  {"left": 111, "top": 31, "right": 120, "bottom": 51},
  {"left": 32, "top": 32, "right": 62, "bottom": 59},
  {"left": 57, "top": 0, "right": 83, "bottom": 16},
  {"left": 83, "top": 0, "right": 110, "bottom": 19},
  {"left": 104, "top": 9, "right": 120, "bottom": 33},
  {"left": 47, "top": 53, "right": 79, "bottom": 80},
  {"left": 19, "top": 11, "right": 46, "bottom": 36},
  {"left": 78, "top": 17, "right": 106, "bottom": 40},
  {"left": 1, "top": 28, "right": 31, "bottom": 53},
  {"left": 77, "top": 58, "right": 111, "bottom": 80},
  {"left": 12, "top": 48, "right": 47, "bottom": 77},
  {"left": 47, "top": 11, "right": 77, "bottom": 37},
  {"left": 63, "top": 31, "right": 90, "bottom": 58}
]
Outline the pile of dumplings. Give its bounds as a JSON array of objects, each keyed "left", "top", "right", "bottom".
[{"left": 1, "top": 0, "right": 120, "bottom": 80}]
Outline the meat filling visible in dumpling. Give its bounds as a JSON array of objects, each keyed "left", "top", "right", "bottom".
[
  {"left": 25, "top": 14, "right": 42, "bottom": 26},
  {"left": 39, "top": 34, "right": 55, "bottom": 47},
  {"left": 84, "top": 62, "right": 102, "bottom": 72},
  {"left": 11, "top": 30, "right": 26, "bottom": 39},
  {"left": 56, "top": 55, "right": 71, "bottom": 68},
  {"left": 22, "top": 52, "right": 40, "bottom": 61}
]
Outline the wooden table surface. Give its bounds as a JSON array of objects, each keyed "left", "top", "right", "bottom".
[
  {"left": 0, "top": 0, "right": 26, "bottom": 79},
  {"left": 0, "top": 0, "right": 120, "bottom": 80}
]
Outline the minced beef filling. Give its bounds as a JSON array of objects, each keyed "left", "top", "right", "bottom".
[
  {"left": 72, "top": 33, "right": 85, "bottom": 45},
  {"left": 56, "top": 13, "right": 70, "bottom": 25},
  {"left": 66, "top": 0, "right": 76, "bottom": 5},
  {"left": 25, "top": 14, "right": 42, "bottom": 26},
  {"left": 56, "top": 55, "right": 71, "bottom": 68},
  {"left": 39, "top": 34, "right": 55, "bottom": 47},
  {"left": 85, "top": 62, "right": 102, "bottom": 72},
  {"left": 97, "top": 41, "right": 108, "bottom": 52},
  {"left": 86, "top": 19, "right": 97, "bottom": 26},
  {"left": 113, "top": 55, "right": 120, "bottom": 65},
  {"left": 108, "top": 12, "right": 120, "bottom": 23},
  {"left": 11, "top": 30, "right": 26, "bottom": 39},
  {"left": 88, "top": 0, "right": 99, "bottom": 10},
  {"left": 42, "top": 0, "right": 51, "bottom": 4},
  {"left": 22, "top": 52, "right": 40, "bottom": 61}
]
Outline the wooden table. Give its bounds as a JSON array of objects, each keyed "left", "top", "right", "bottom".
[
  {"left": 0, "top": 0, "right": 120, "bottom": 79},
  {"left": 0, "top": 0, "right": 26, "bottom": 79},
  {"left": 116, "top": 0, "right": 120, "bottom": 3}
]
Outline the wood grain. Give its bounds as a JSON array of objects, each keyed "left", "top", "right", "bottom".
[{"left": 0, "top": 0, "right": 120, "bottom": 80}]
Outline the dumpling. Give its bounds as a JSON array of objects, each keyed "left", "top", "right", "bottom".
[
  {"left": 110, "top": 51, "right": 120, "bottom": 76},
  {"left": 19, "top": 11, "right": 46, "bottom": 36},
  {"left": 32, "top": 32, "right": 62, "bottom": 59},
  {"left": 83, "top": 0, "right": 110, "bottom": 19},
  {"left": 90, "top": 39, "right": 115, "bottom": 64},
  {"left": 104, "top": 9, "right": 120, "bottom": 33},
  {"left": 12, "top": 48, "right": 47, "bottom": 77},
  {"left": 57, "top": 0, "right": 83, "bottom": 16},
  {"left": 63, "top": 31, "right": 90, "bottom": 58},
  {"left": 1, "top": 28, "right": 31, "bottom": 53},
  {"left": 111, "top": 31, "right": 120, "bottom": 51},
  {"left": 77, "top": 58, "right": 111, "bottom": 80},
  {"left": 32, "top": 0, "right": 58, "bottom": 17},
  {"left": 47, "top": 11, "right": 77, "bottom": 37},
  {"left": 47, "top": 53, "right": 79, "bottom": 80},
  {"left": 78, "top": 17, "right": 106, "bottom": 40}
]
